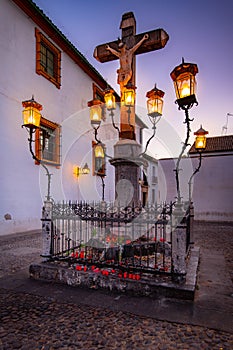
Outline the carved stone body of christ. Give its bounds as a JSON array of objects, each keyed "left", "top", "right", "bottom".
[{"left": 105, "top": 34, "right": 149, "bottom": 90}]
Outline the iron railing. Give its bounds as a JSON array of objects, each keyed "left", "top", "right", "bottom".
[{"left": 49, "top": 201, "right": 191, "bottom": 278}]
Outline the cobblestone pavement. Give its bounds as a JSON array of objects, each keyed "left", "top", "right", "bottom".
[
  {"left": 0, "top": 223, "right": 232, "bottom": 349},
  {"left": 0, "top": 231, "right": 41, "bottom": 278}
]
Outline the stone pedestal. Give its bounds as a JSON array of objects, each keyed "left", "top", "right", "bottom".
[
  {"left": 110, "top": 139, "right": 144, "bottom": 205},
  {"left": 41, "top": 199, "right": 53, "bottom": 261},
  {"left": 189, "top": 201, "right": 194, "bottom": 244},
  {"left": 172, "top": 202, "right": 187, "bottom": 283}
]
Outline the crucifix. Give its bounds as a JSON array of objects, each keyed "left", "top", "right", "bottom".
[{"left": 94, "top": 12, "right": 169, "bottom": 140}]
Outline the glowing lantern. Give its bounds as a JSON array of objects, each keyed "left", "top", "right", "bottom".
[
  {"left": 123, "top": 82, "right": 136, "bottom": 107},
  {"left": 104, "top": 88, "right": 116, "bottom": 110},
  {"left": 89, "top": 99, "right": 102, "bottom": 128},
  {"left": 146, "top": 84, "right": 165, "bottom": 122},
  {"left": 170, "top": 58, "right": 198, "bottom": 108},
  {"left": 94, "top": 143, "right": 105, "bottom": 175},
  {"left": 194, "top": 125, "right": 209, "bottom": 151},
  {"left": 22, "top": 95, "right": 42, "bottom": 129}
]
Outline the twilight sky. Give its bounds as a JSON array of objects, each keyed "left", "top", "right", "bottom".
[{"left": 34, "top": 0, "right": 233, "bottom": 158}]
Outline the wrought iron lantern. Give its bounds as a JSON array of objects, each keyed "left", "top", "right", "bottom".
[
  {"left": 89, "top": 99, "right": 103, "bottom": 129},
  {"left": 22, "top": 95, "right": 42, "bottom": 129},
  {"left": 74, "top": 163, "right": 90, "bottom": 177},
  {"left": 21, "top": 96, "right": 52, "bottom": 200},
  {"left": 188, "top": 125, "right": 209, "bottom": 202},
  {"left": 146, "top": 84, "right": 165, "bottom": 123},
  {"left": 123, "top": 82, "right": 136, "bottom": 107},
  {"left": 82, "top": 162, "right": 90, "bottom": 174},
  {"left": 170, "top": 58, "right": 198, "bottom": 109},
  {"left": 94, "top": 143, "right": 105, "bottom": 175},
  {"left": 104, "top": 87, "right": 116, "bottom": 111},
  {"left": 194, "top": 125, "right": 209, "bottom": 151}
]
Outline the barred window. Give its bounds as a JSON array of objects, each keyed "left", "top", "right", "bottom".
[
  {"left": 35, "top": 117, "right": 61, "bottom": 166},
  {"left": 35, "top": 28, "right": 61, "bottom": 88}
]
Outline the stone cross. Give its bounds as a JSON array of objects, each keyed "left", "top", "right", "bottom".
[{"left": 94, "top": 12, "right": 169, "bottom": 140}]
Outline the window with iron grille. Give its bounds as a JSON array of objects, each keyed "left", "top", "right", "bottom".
[
  {"left": 35, "top": 28, "right": 61, "bottom": 88},
  {"left": 35, "top": 117, "right": 61, "bottom": 166}
]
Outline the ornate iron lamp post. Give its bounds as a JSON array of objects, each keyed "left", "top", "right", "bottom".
[
  {"left": 170, "top": 58, "right": 199, "bottom": 202},
  {"left": 22, "top": 96, "right": 52, "bottom": 200},
  {"left": 188, "top": 125, "right": 209, "bottom": 202}
]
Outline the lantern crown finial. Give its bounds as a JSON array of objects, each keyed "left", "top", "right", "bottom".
[{"left": 194, "top": 125, "right": 209, "bottom": 136}]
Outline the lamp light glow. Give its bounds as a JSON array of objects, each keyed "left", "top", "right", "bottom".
[
  {"left": 104, "top": 88, "right": 116, "bottom": 110},
  {"left": 94, "top": 143, "right": 105, "bottom": 176},
  {"left": 123, "top": 83, "right": 136, "bottom": 107},
  {"left": 95, "top": 144, "right": 105, "bottom": 158}
]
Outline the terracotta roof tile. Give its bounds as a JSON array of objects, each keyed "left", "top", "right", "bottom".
[{"left": 189, "top": 135, "right": 233, "bottom": 154}]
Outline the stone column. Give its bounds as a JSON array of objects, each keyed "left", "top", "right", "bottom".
[
  {"left": 110, "top": 139, "right": 144, "bottom": 205},
  {"left": 41, "top": 199, "right": 53, "bottom": 261}
]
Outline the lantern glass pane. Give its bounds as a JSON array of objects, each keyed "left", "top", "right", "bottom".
[
  {"left": 23, "top": 106, "right": 41, "bottom": 127},
  {"left": 195, "top": 135, "right": 206, "bottom": 150},
  {"left": 174, "top": 72, "right": 196, "bottom": 99},
  {"left": 124, "top": 89, "right": 135, "bottom": 106},
  {"left": 104, "top": 92, "right": 116, "bottom": 110},
  {"left": 90, "top": 105, "right": 102, "bottom": 124},
  {"left": 95, "top": 145, "right": 104, "bottom": 158},
  {"left": 147, "top": 97, "right": 163, "bottom": 117},
  {"left": 94, "top": 144, "right": 105, "bottom": 175}
]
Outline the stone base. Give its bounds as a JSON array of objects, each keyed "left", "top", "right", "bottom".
[{"left": 30, "top": 246, "right": 200, "bottom": 300}]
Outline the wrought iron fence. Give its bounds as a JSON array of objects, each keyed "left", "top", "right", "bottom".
[{"left": 50, "top": 201, "right": 179, "bottom": 275}]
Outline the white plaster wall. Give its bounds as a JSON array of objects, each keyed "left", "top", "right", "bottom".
[
  {"left": 191, "top": 155, "right": 233, "bottom": 221},
  {"left": 158, "top": 155, "right": 233, "bottom": 222},
  {"left": 0, "top": 0, "right": 115, "bottom": 234}
]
